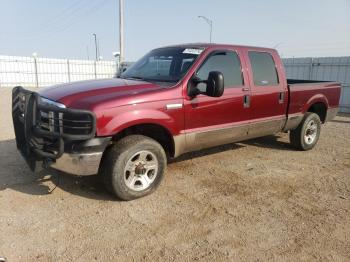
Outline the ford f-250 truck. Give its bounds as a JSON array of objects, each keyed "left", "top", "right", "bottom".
[{"left": 12, "top": 43, "right": 341, "bottom": 200}]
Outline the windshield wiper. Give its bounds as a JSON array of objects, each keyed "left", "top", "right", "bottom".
[
  {"left": 144, "top": 78, "right": 178, "bottom": 83},
  {"left": 122, "top": 77, "right": 178, "bottom": 83},
  {"left": 122, "top": 76, "right": 146, "bottom": 81}
]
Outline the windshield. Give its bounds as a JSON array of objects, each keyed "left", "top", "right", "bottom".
[{"left": 120, "top": 47, "right": 204, "bottom": 84}]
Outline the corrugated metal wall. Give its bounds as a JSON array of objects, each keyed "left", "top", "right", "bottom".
[{"left": 283, "top": 57, "right": 350, "bottom": 113}]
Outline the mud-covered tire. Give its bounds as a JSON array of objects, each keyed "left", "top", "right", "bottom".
[
  {"left": 99, "top": 135, "right": 167, "bottom": 200},
  {"left": 289, "top": 112, "right": 321, "bottom": 151}
]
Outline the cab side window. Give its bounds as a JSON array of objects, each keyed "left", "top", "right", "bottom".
[
  {"left": 248, "top": 51, "right": 279, "bottom": 86},
  {"left": 196, "top": 51, "right": 243, "bottom": 91}
]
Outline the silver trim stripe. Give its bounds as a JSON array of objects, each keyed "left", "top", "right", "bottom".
[{"left": 166, "top": 103, "right": 183, "bottom": 110}]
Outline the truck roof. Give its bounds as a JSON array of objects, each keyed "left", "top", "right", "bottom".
[{"left": 158, "top": 43, "right": 276, "bottom": 52}]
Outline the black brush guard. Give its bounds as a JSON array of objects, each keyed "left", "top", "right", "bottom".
[{"left": 12, "top": 86, "right": 96, "bottom": 171}]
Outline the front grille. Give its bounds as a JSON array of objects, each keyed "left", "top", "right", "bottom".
[
  {"left": 38, "top": 109, "right": 94, "bottom": 137},
  {"left": 62, "top": 112, "right": 94, "bottom": 135}
]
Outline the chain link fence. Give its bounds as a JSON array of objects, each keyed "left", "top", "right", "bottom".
[{"left": 0, "top": 55, "right": 118, "bottom": 88}]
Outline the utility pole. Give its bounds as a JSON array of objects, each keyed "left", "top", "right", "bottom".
[
  {"left": 198, "top": 16, "right": 213, "bottom": 43},
  {"left": 119, "top": 0, "right": 124, "bottom": 66},
  {"left": 32, "top": 52, "right": 39, "bottom": 88},
  {"left": 97, "top": 39, "right": 101, "bottom": 59},
  {"left": 93, "top": 33, "right": 98, "bottom": 61}
]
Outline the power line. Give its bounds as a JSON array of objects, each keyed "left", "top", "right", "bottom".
[
  {"left": 29, "top": 0, "right": 104, "bottom": 37},
  {"left": 3, "top": 0, "right": 109, "bottom": 39},
  {"left": 35, "top": 0, "right": 87, "bottom": 30},
  {"left": 1, "top": 0, "right": 91, "bottom": 37}
]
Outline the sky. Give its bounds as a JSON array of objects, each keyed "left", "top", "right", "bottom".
[{"left": 1, "top": 0, "right": 350, "bottom": 61}]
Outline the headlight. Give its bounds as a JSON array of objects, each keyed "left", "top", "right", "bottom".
[{"left": 38, "top": 96, "right": 66, "bottom": 108}]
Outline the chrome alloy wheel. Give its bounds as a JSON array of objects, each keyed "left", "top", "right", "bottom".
[
  {"left": 123, "top": 150, "right": 159, "bottom": 191},
  {"left": 304, "top": 119, "right": 318, "bottom": 145}
]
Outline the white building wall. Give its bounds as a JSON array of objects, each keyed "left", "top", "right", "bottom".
[{"left": 0, "top": 55, "right": 117, "bottom": 88}]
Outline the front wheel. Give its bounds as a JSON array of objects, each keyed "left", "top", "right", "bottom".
[
  {"left": 99, "top": 135, "right": 167, "bottom": 200},
  {"left": 289, "top": 112, "right": 321, "bottom": 151}
]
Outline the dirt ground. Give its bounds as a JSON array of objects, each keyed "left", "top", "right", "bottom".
[{"left": 0, "top": 87, "right": 349, "bottom": 262}]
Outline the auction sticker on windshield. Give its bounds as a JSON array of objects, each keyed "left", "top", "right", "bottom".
[{"left": 183, "top": 48, "right": 204, "bottom": 55}]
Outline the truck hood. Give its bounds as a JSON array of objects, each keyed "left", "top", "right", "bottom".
[{"left": 38, "top": 78, "right": 162, "bottom": 110}]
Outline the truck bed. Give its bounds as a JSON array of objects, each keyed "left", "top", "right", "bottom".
[
  {"left": 287, "top": 79, "right": 341, "bottom": 117},
  {"left": 287, "top": 79, "right": 334, "bottom": 85}
]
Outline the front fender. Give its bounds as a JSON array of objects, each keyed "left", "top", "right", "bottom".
[{"left": 95, "top": 105, "right": 182, "bottom": 137}]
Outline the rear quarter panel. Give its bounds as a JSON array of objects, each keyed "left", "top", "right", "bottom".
[{"left": 288, "top": 82, "right": 341, "bottom": 114}]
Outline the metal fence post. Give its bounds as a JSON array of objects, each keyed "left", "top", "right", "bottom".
[
  {"left": 67, "top": 59, "right": 71, "bottom": 82},
  {"left": 33, "top": 57, "right": 39, "bottom": 88},
  {"left": 308, "top": 57, "right": 314, "bottom": 80},
  {"left": 116, "top": 59, "right": 119, "bottom": 77},
  {"left": 94, "top": 61, "right": 97, "bottom": 79}
]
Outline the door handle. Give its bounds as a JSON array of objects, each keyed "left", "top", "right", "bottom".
[
  {"left": 242, "top": 87, "right": 249, "bottom": 91},
  {"left": 279, "top": 92, "right": 285, "bottom": 104},
  {"left": 243, "top": 95, "right": 250, "bottom": 108}
]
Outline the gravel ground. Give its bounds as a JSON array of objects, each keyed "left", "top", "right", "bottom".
[{"left": 0, "top": 87, "right": 349, "bottom": 261}]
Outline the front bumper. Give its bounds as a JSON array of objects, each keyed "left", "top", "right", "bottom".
[
  {"left": 12, "top": 86, "right": 110, "bottom": 175},
  {"left": 50, "top": 136, "right": 111, "bottom": 176},
  {"left": 50, "top": 152, "right": 103, "bottom": 176}
]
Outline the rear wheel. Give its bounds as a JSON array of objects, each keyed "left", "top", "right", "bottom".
[
  {"left": 99, "top": 135, "right": 166, "bottom": 200},
  {"left": 289, "top": 112, "right": 321, "bottom": 150}
]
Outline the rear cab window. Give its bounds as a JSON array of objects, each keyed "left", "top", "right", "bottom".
[{"left": 248, "top": 51, "right": 279, "bottom": 86}]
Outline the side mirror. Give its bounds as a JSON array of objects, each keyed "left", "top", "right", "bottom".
[
  {"left": 188, "top": 71, "right": 224, "bottom": 98},
  {"left": 206, "top": 71, "right": 224, "bottom": 97}
]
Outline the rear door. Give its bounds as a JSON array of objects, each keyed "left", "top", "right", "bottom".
[
  {"left": 183, "top": 48, "right": 250, "bottom": 151},
  {"left": 244, "top": 49, "right": 288, "bottom": 137}
]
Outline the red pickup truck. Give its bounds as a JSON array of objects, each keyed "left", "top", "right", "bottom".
[{"left": 12, "top": 43, "right": 341, "bottom": 200}]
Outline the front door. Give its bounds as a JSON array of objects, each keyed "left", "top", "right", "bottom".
[{"left": 183, "top": 49, "right": 250, "bottom": 151}]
